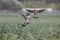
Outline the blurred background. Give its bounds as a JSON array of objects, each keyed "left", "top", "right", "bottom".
[
  {"left": 0, "top": 0, "right": 60, "bottom": 40},
  {"left": 0, "top": 0, "right": 60, "bottom": 10}
]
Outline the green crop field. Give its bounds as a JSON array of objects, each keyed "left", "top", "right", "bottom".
[{"left": 0, "top": 12, "right": 60, "bottom": 40}]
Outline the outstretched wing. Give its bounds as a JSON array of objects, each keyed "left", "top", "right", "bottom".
[
  {"left": 37, "top": 9, "right": 45, "bottom": 13},
  {"left": 26, "top": 9, "right": 34, "bottom": 13},
  {"left": 20, "top": 13, "right": 26, "bottom": 20},
  {"left": 18, "top": 10, "right": 26, "bottom": 20},
  {"left": 26, "top": 9, "right": 45, "bottom": 13}
]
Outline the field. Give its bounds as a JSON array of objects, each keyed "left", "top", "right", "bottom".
[{"left": 0, "top": 12, "right": 60, "bottom": 40}]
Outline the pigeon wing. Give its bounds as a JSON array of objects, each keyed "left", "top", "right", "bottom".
[
  {"left": 26, "top": 9, "right": 34, "bottom": 13},
  {"left": 37, "top": 9, "right": 45, "bottom": 13}
]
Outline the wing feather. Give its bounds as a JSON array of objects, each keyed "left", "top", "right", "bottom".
[
  {"left": 26, "top": 9, "right": 45, "bottom": 13},
  {"left": 26, "top": 9, "right": 34, "bottom": 13},
  {"left": 37, "top": 9, "right": 45, "bottom": 13}
]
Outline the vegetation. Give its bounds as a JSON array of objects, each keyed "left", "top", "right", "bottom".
[
  {"left": 0, "top": 0, "right": 23, "bottom": 10},
  {"left": 0, "top": 0, "right": 60, "bottom": 10},
  {"left": 0, "top": 12, "right": 60, "bottom": 40}
]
